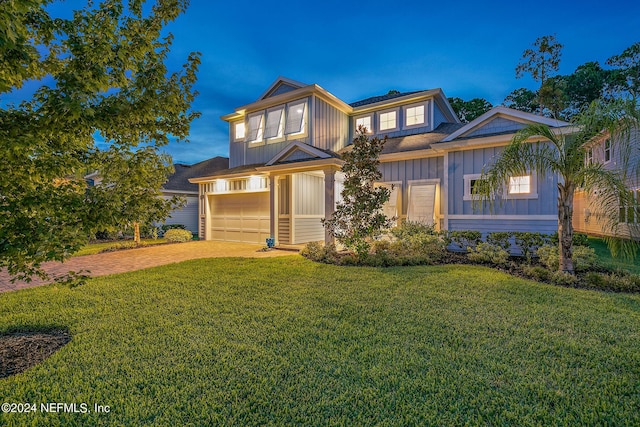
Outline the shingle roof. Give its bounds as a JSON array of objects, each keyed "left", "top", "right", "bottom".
[
  {"left": 381, "top": 123, "right": 466, "bottom": 153},
  {"left": 349, "top": 90, "right": 423, "bottom": 108},
  {"left": 163, "top": 156, "right": 229, "bottom": 192}
]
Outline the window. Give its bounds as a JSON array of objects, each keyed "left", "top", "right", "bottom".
[
  {"left": 509, "top": 175, "right": 531, "bottom": 194},
  {"left": 285, "top": 100, "right": 306, "bottom": 135},
  {"left": 407, "top": 182, "right": 437, "bottom": 225},
  {"left": 620, "top": 189, "right": 640, "bottom": 224},
  {"left": 405, "top": 105, "right": 425, "bottom": 127},
  {"left": 379, "top": 111, "right": 397, "bottom": 131},
  {"left": 247, "top": 113, "right": 264, "bottom": 143},
  {"left": 355, "top": 116, "right": 372, "bottom": 133},
  {"left": 463, "top": 174, "right": 483, "bottom": 201},
  {"left": 375, "top": 182, "right": 401, "bottom": 225},
  {"left": 234, "top": 122, "right": 245, "bottom": 141},
  {"left": 585, "top": 147, "right": 593, "bottom": 165},
  {"left": 604, "top": 139, "right": 611, "bottom": 163},
  {"left": 265, "top": 107, "right": 284, "bottom": 140}
]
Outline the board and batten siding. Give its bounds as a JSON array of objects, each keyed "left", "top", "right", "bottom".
[
  {"left": 379, "top": 157, "right": 444, "bottom": 218},
  {"left": 312, "top": 96, "right": 349, "bottom": 153},
  {"left": 161, "top": 194, "right": 199, "bottom": 233},
  {"left": 293, "top": 218, "right": 324, "bottom": 244},
  {"left": 447, "top": 146, "right": 558, "bottom": 218},
  {"left": 448, "top": 218, "right": 557, "bottom": 235},
  {"left": 292, "top": 172, "right": 325, "bottom": 244}
]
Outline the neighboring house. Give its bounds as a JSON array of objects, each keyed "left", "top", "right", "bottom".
[
  {"left": 189, "top": 77, "right": 574, "bottom": 245},
  {"left": 85, "top": 156, "right": 229, "bottom": 235},
  {"left": 161, "top": 156, "right": 229, "bottom": 233},
  {"left": 573, "top": 129, "right": 640, "bottom": 239}
]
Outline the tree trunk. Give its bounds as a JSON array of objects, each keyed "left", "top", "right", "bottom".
[
  {"left": 557, "top": 183, "right": 575, "bottom": 274},
  {"left": 133, "top": 222, "right": 141, "bottom": 245}
]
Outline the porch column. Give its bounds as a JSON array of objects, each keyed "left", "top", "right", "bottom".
[
  {"left": 323, "top": 169, "right": 335, "bottom": 244},
  {"left": 269, "top": 174, "right": 277, "bottom": 243}
]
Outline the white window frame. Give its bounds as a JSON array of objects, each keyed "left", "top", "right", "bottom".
[
  {"left": 285, "top": 99, "right": 307, "bottom": 137},
  {"left": 505, "top": 174, "right": 538, "bottom": 200},
  {"left": 354, "top": 115, "right": 373, "bottom": 134},
  {"left": 246, "top": 112, "right": 264, "bottom": 146},
  {"left": 604, "top": 139, "right": 611, "bottom": 163},
  {"left": 264, "top": 105, "right": 285, "bottom": 142},
  {"left": 463, "top": 173, "right": 483, "bottom": 201},
  {"left": 233, "top": 121, "right": 245, "bottom": 142},
  {"left": 403, "top": 102, "right": 427, "bottom": 129},
  {"left": 377, "top": 108, "right": 399, "bottom": 133}
]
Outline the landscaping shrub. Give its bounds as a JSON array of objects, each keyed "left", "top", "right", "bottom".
[
  {"left": 163, "top": 229, "right": 193, "bottom": 243},
  {"left": 551, "top": 271, "right": 579, "bottom": 287},
  {"left": 513, "top": 232, "right": 549, "bottom": 263},
  {"left": 522, "top": 265, "right": 552, "bottom": 282},
  {"left": 486, "top": 232, "right": 512, "bottom": 250},
  {"left": 300, "top": 242, "right": 339, "bottom": 264},
  {"left": 549, "top": 232, "right": 590, "bottom": 246},
  {"left": 390, "top": 221, "right": 438, "bottom": 240},
  {"left": 99, "top": 241, "right": 141, "bottom": 253},
  {"left": 537, "top": 245, "right": 598, "bottom": 272},
  {"left": 162, "top": 224, "right": 187, "bottom": 231},
  {"left": 467, "top": 242, "right": 509, "bottom": 265},
  {"left": 584, "top": 272, "right": 640, "bottom": 293},
  {"left": 446, "top": 230, "right": 482, "bottom": 251},
  {"left": 367, "top": 233, "right": 446, "bottom": 266}
]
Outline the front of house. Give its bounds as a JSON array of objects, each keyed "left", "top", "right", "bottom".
[{"left": 190, "top": 77, "right": 573, "bottom": 246}]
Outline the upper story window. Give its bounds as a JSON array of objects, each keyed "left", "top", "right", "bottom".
[
  {"left": 234, "top": 122, "right": 245, "bottom": 141},
  {"left": 355, "top": 115, "right": 372, "bottom": 133},
  {"left": 604, "top": 139, "right": 611, "bottom": 163},
  {"left": 379, "top": 110, "right": 397, "bottom": 132},
  {"left": 285, "top": 100, "right": 306, "bottom": 135},
  {"left": 405, "top": 104, "right": 425, "bottom": 127},
  {"left": 585, "top": 147, "right": 593, "bottom": 165},
  {"left": 247, "top": 113, "right": 264, "bottom": 143},
  {"left": 265, "top": 106, "right": 284, "bottom": 140}
]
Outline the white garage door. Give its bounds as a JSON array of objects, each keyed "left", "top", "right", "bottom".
[{"left": 209, "top": 192, "right": 270, "bottom": 244}]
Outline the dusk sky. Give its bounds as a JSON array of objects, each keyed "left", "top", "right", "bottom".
[{"left": 10, "top": 0, "right": 640, "bottom": 164}]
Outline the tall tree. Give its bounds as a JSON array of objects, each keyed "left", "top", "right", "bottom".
[
  {"left": 503, "top": 88, "right": 540, "bottom": 113},
  {"left": 606, "top": 42, "right": 640, "bottom": 100},
  {"left": 449, "top": 97, "right": 493, "bottom": 123},
  {"left": 0, "top": 1, "right": 200, "bottom": 282},
  {"left": 323, "top": 127, "right": 392, "bottom": 258},
  {"left": 516, "top": 35, "right": 563, "bottom": 115},
  {"left": 475, "top": 99, "right": 638, "bottom": 273}
]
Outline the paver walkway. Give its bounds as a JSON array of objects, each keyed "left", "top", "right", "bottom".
[{"left": 0, "top": 241, "right": 298, "bottom": 293}]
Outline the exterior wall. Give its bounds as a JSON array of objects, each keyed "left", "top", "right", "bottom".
[
  {"left": 448, "top": 218, "right": 557, "bottom": 235},
  {"left": 464, "top": 117, "right": 526, "bottom": 138},
  {"left": 161, "top": 194, "right": 199, "bottom": 233},
  {"left": 292, "top": 172, "right": 325, "bottom": 244},
  {"left": 350, "top": 99, "right": 437, "bottom": 141},
  {"left": 312, "top": 96, "right": 349, "bottom": 153},
  {"left": 379, "top": 157, "right": 444, "bottom": 222},
  {"left": 293, "top": 217, "right": 324, "bottom": 243}
]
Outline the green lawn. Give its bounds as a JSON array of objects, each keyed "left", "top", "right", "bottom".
[
  {"left": 73, "top": 239, "right": 168, "bottom": 257},
  {"left": 1, "top": 256, "right": 639, "bottom": 425},
  {"left": 589, "top": 237, "right": 640, "bottom": 275}
]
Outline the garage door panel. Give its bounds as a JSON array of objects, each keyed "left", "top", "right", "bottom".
[{"left": 209, "top": 192, "right": 270, "bottom": 244}]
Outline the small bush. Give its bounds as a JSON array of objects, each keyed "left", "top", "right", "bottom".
[
  {"left": 551, "top": 271, "right": 579, "bottom": 287},
  {"left": 163, "top": 229, "right": 193, "bottom": 243},
  {"left": 391, "top": 221, "right": 438, "bottom": 240},
  {"left": 447, "top": 230, "right": 482, "bottom": 251},
  {"left": 467, "top": 242, "right": 509, "bottom": 265},
  {"left": 99, "top": 241, "right": 141, "bottom": 253},
  {"left": 522, "top": 265, "right": 552, "bottom": 282},
  {"left": 584, "top": 272, "right": 640, "bottom": 293},
  {"left": 513, "top": 232, "right": 549, "bottom": 263},
  {"left": 300, "top": 242, "right": 339, "bottom": 264},
  {"left": 537, "top": 245, "right": 597, "bottom": 272},
  {"left": 162, "top": 224, "right": 187, "bottom": 232},
  {"left": 486, "top": 232, "right": 512, "bottom": 250},
  {"left": 549, "top": 232, "right": 590, "bottom": 247}
]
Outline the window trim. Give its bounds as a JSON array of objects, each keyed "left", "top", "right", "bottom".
[
  {"left": 403, "top": 102, "right": 428, "bottom": 129},
  {"left": 246, "top": 112, "right": 265, "bottom": 146},
  {"left": 285, "top": 99, "right": 308, "bottom": 137},
  {"left": 463, "top": 173, "right": 483, "bottom": 201},
  {"left": 264, "top": 105, "right": 285, "bottom": 143},
  {"left": 354, "top": 114, "right": 373, "bottom": 134},
  {"left": 233, "top": 121, "right": 246, "bottom": 142},
  {"left": 604, "top": 138, "right": 612, "bottom": 163},
  {"left": 504, "top": 174, "right": 538, "bottom": 200},
  {"left": 377, "top": 108, "right": 399, "bottom": 133}
]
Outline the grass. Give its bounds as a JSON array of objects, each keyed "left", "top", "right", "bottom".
[
  {"left": 1, "top": 256, "right": 639, "bottom": 425},
  {"left": 74, "top": 239, "right": 168, "bottom": 257},
  {"left": 588, "top": 237, "right": 640, "bottom": 275}
]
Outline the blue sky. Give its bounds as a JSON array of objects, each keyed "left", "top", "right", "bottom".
[{"left": 8, "top": 0, "right": 640, "bottom": 164}]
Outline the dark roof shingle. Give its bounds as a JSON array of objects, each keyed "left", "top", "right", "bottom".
[
  {"left": 349, "top": 90, "right": 423, "bottom": 108},
  {"left": 163, "top": 156, "right": 229, "bottom": 191}
]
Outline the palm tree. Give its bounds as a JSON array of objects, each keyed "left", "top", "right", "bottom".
[{"left": 476, "top": 99, "right": 639, "bottom": 273}]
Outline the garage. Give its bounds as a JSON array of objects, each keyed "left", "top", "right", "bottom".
[{"left": 209, "top": 192, "right": 270, "bottom": 244}]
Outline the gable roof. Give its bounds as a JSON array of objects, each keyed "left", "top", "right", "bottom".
[
  {"left": 257, "top": 77, "right": 308, "bottom": 101},
  {"left": 163, "top": 156, "right": 229, "bottom": 192},
  {"left": 350, "top": 91, "right": 423, "bottom": 108},
  {"left": 266, "top": 141, "right": 335, "bottom": 166},
  {"left": 442, "top": 106, "right": 571, "bottom": 142}
]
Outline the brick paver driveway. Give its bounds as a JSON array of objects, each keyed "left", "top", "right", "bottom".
[{"left": 0, "top": 241, "right": 298, "bottom": 293}]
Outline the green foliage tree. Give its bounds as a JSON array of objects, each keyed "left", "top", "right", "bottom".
[
  {"left": 448, "top": 97, "right": 493, "bottom": 123},
  {"left": 0, "top": 0, "right": 200, "bottom": 281},
  {"left": 322, "top": 127, "right": 392, "bottom": 258},
  {"left": 516, "top": 35, "right": 563, "bottom": 115},
  {"left": 475, "top": 99, "right": 639, "bottom": 274},
  {"left": 606, "top": 42, "right": 640, "bottom": 100},
  {"left": 503, "top": 88, "right": 539, "bottom": 113}
]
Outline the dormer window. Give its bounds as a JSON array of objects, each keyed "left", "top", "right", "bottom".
[
  {"left": 604, "top": 139, "right": 611, "bottom": 163},
  {"left": 247, "top": 112, "right": 264, "bottom": 143},
  {"left": 379, "top": 110, "right": 397, "bottom": 132},
  {"left": 405, "top": 105, "right": 425, "bottom": 127},
  {"left": 285, "top": 100, "right": 306, "bottom": 135},
  {"left": 355, "top": 115, "right": 372, "bottom": 133},
  {"left": 234, "top": 122, "right": 245, "bottom": 141},
  {"left": 265, "top": 106, "right": 284, "bottom": 140}
]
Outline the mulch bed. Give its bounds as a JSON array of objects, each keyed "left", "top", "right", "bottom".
[{"left": 0, "top": 331, "right": 71, "bottom": 379}]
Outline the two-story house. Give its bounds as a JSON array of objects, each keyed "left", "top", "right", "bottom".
[{"left": 190, "top": 77, "right": 573, "bottom": 246}]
